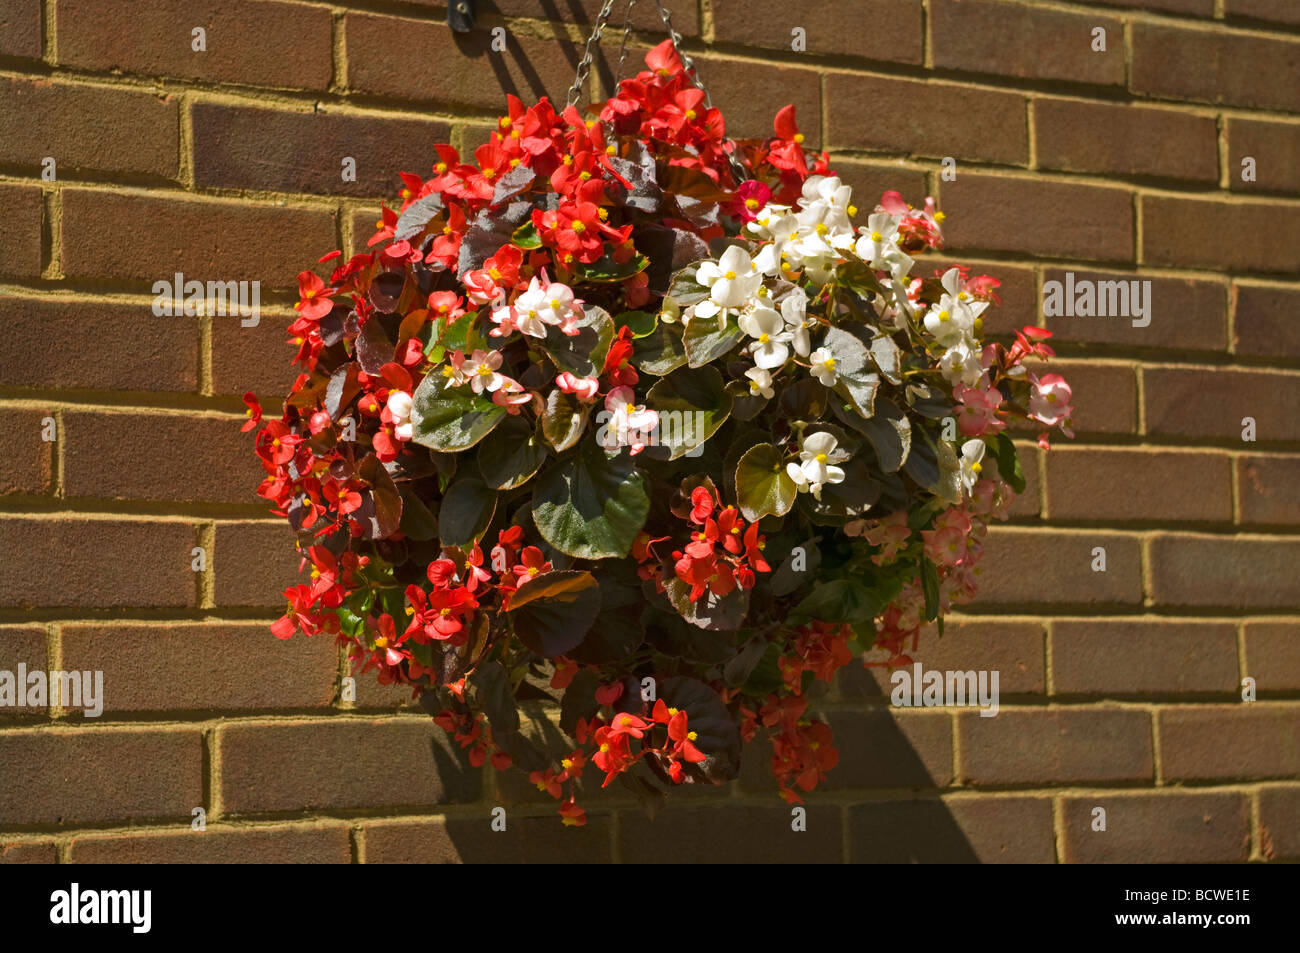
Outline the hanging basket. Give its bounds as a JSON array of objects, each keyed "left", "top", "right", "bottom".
[{"left": 245, "top": 8, "right": 1076, "bottom": 824}]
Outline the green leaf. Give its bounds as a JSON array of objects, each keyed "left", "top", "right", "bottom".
[
  {"left": 576, "top": 250, "right": 649, "bottom": 283},
  {"left": 855, "top": 397, "right": 912, "bottom": 473},
  {"left": 683, "top": 312, "right": 745, "bottom": 367},
  {"left": 789, "top": 578, "right": 889, "bottom": 627},
  {"left": 397, "top": 485, "right": 439, "bottom": 541},
  {"left": 664, "top": 260, "right": 710, "bottom": 307},
  {"left": 734, "top": 443, "right": 797, "bottom": 522},
  {"left": 357, "top": 453, "right": 402, "bottom": 539},
  {"left": 992, "top": 432, "right": 1027, "bottom": 494},
  {"left": 656, "top": 676, "right": 741, "bottom": 784},
  {"left": 823, "top": 325, "right": 880, "bottom": 420},
  {"left": 870, "top": 333, "right": 904, "bottom": 384},
  {"left": 631, "top": 321, "right": 687, "bottom": 376},
  {"left": 619, "top": 310, "right": 658, "bottom": 338},
  {"left": 542, "top": 305, "right": 614, "bottom": 378},
  {"left": 470, "top": 661, "right": 519, "bottom": 735},
  {"left": 511, "top": 219, "right": 542, "bottom": 249},
  {"left": 559, "top": 669, "right": 601, "bottom": 735},
  {"left": 477, "top": 415, "right": 547, "bottom": 490},
  {"left": 740, "top": 643, "right": 784, "bottom": 696},
  {"left": 540, "top": 388, "right": 592, "bottom": 453},
  {"left": 643, "top": 365, "right": 732, "bottom": 460},
  {"left": 507, "top": 570, "right": 602, "bottom": 658},
  {"left": 533, "top": 438, "right": 650, "bottom": 559},
  {"left": 438, "top": 476, "right": 497, "bottom": 548},
  {"left": 920, "top": 559, "right": 940, "bottom": 622},
  {"left": 409, "top": 372, "right": 507, "bottom": 452}
]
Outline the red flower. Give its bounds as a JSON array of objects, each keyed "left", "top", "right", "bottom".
[
  {"left": 295, "top": 270, "right": 334, "bottom": 322},
  {"left": 240, "top": 392, "right": 262, "bottom": 432},
  {"left": 512, "top": 546, "right": 552, "bottom": 585},
  {"left": 558, "top": 797, "right": 586, "bottom": 827}
]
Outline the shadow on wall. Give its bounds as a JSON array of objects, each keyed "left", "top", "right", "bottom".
[
  {"left": 454, "top": 5, "right": 588, "bottom": 105},
  {"left": 432, "top": 682, "right": 983, "bottom": 864}
]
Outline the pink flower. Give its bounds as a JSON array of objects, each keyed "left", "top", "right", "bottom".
[
  {"left": 491, "top": 375, "right": 533, "bottom": 413},
  {"left": 467, "top": 349, "right": 504, "bottom": 394},
  {"left": 602, "top": 385, "right": 659, "bottom": 455},
  {"left": 463, "top": 267, "right": 504, "bottom": 307},
  {"left": 1028, "top": 372, "right": 1072, "bottom": 426},
  {"left": 954, "top": 383, "right": 1005, "bottom": 437},
  {"left": 555, "top": 372, "right": 599, "bottom": 400}
]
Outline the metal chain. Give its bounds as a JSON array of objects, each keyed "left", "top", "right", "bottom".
[
  {"left": 614, "top": 0, "right": 638, "bottom": 87},
  {"left": 566, "top": 0, "right": 618, "bottom": 107}
]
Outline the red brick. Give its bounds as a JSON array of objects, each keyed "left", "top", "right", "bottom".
[
  {"left": 1243, "top": 622, "right": 1300, "bottom": 692},
  {"left": 1045, "top": 448, "right": 1232, "bottom": 523},
  {"left": 70, "top": 825, "right": 351, "bottom": 863},
  {"left": 1159, "top": 705, "right": 1300, "bottom": 780},
  {"left": 619, "top": 804, "right": 843, "bottom": 863},
  {"left": 850, "top": 795, "right": 1055, "bottom": 862},
  {"left": 60, "top": 623, "right": 338, "bottom": 712},
  {"left": 61, "top": 188, "right": 337, "bottom": 290},
  {"left": 1041, "top": 269, "right": 1226, "bottom": 352},
  {"left": 1077, "top": 0, "right": 1213, "bottom": 13},
  {"left": 1142, "top": 195, "right": 1300, "bottom": 274},
  {"left": 61, "top": 411, "right": 260, "bottom": 504},
  {"left": 1225, "top": 0, "right": 1300, "bottom": 25},
  {"left": 0, "top": 0, "right": 41, "bottom": 59},
  {"left": 1060, "top": 793, "right": 1249, "bottom": 863},
  {"left": 348, "top": 206, "right": 381, "bottom": 258},
  {"left": 0, "top": 410, "right": 53, "bottom": 495},
  {"left": 0, "top": 518, "right": 198, "bottom": 608},
  {"left": 483, "top": 0, "right": 699, "bottom": 36},
  {"left": 958, "top": 708, "right": 1153, "bottom": 785},
  {"left": 0, "top": 727, "right": 203, "bottom": 825},
  {"left": 0, "top": 295, "right": 198, "bottom": 392},
  {"left": 681, "top": 54, "right": 822, "bottom": 144},
  {"left": 826, "top": 73, "right": 1026, "bottom": 164},
  {"left": 1260, "top": 786, "right": 1300, "bottom": 861},
  {"left": 843, "top": 619, "right": 1045, "bottom": 698},
  {"left": 192, "top": 103, "right": 451, "bottom": 197},
  {"left": 0, "top": 624, "right": 48, "bottom": 717},
  {"left": 1044, "top": 360, "right": 1137, "bottom": 435},
  {"left": 345, "top": 13, "right": 578, "bottom": 111},
  {"left": 975, "top": 528, "right": 1143, "bottom": 607},
  {"left": 940, "top": 175, "right": 1134, "bottom": 262},
  {"left": 1051, "top": 620, "right": 1239, "bottom": 696},
  {"left": 1132, "top": 23, "right": 1300, "bottom": 113},
  {"left": 1035, "top": 99, "right": 1218, "bottom": 184},
  {"left": 217, "top": 719, "right": 481, "bottom": 814},
  {"left": 362, "top": 814, "right": 612, "bottom": 863},
  {"left": 931, "top": 0, "right": 1124, "bottom": 86},
  {"left": 1238, "top": 454, "right": 1300, "bottom": 526},
  {"left": 832, "top": 160, "right": 928, "bottom": 218},
  {"left": 55, "top": 0, "right": 333, "bottom": 90},
  {"left": 714, "top": 0, "right": 922, "bottom": 63},
  {"left": 212, "top": 520, "right": 304, "bottom": 608},
  {"left": 1228, "top": 118, "right": 1300, "bottom": 195},
  {"left": 1233, "top": 283, "right": 1300, "bottom": 359},
  {"left": 1151, "top": 534, "right": 1300, "bottom": 610},
  {"left": 0, "top": 77, "right": 179, "bottom": 179},
  {"left": 0, "top": 182, "right": 43, "bottom": 278},
  {"left": 0, "top": 841, "right": 56, "bottom": 863},
  {"left": 1143, "top": 366, "right": 1300, "bottom": 442},
  {"left": 210, "top": 307, "right": 298, "bottom": 398}
]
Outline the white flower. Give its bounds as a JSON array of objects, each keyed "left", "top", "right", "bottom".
[
  {"left": 509, "top": 277, "right": 551, "bottom": 338},
  {"left": 786, "top": 430, "right": 850, "bottom": 499},
  {"left": 744, "top": 367, "right": 775, "bottom": 399},
  {"left": 467, "top": 348, "right": 504, "bottom": 394},
  {"left": 696, "top": 245, "right": 762, "bottom": 313},
  {"left": 855, "top": 212, "right": 913, "bottom": 277},
  {"left": 386, "top": 390, "right": 414, "bottom": 441},
  {"left": 780, "top": 287, "right": 814, "bottom": 357},
  {"left": 808, "top": 346, "right": 839, "bottom": 387},
  {"left": 738, "top": 302, "right": 791, "bottom": 370},
  {"left": 745, "top": 204, "right": 792, "bottom": 241},
  {"left": 939, "top": 341, "right": 982, "bottom": 387},
  {"left": 959, "top": 438, "right": 986, "bottom": 494}
]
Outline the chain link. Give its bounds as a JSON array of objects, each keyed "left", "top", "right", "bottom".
[
  {"left": 566, "top": 0, "right": 617, "bottom": 107},
  {"left": 614, "top": 0, "right": 637, "bottom": 87}
]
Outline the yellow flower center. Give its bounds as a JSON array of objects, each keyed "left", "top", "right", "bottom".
[
  {"left": 723, "top": 270, "right": 736, "bottom": 280},
  {"left": 815, "top": 452, "right": 828, "bottom": 463},
  {"left": 759, "top": 333, "right": 770, "bottom": 344},
  {"left": 793, "top": 133, "right": 804, "bottom": 144}
]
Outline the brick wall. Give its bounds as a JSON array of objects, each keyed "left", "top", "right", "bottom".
[{"left": 1, "top": 0, "right": 1297, "bottom": 864}]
